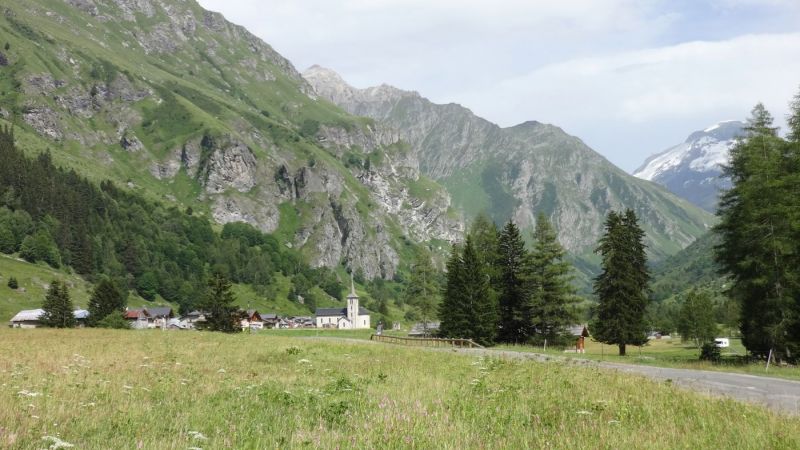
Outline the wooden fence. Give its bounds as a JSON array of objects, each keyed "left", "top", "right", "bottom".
[{"left": 370, "top": 334, "right": 484, "bottom": 349}]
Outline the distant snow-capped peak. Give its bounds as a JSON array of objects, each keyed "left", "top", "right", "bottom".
[{"left": 634, "top": 120, "right": 744, "bottom": 182}]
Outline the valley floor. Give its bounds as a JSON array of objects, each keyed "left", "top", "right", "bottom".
[{"left": 1, "top": 329, "right": 798, "bottom": 449}]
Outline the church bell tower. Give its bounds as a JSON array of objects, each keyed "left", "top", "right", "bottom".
[{"left": 346, "top": 273, "right": 359, "bottom": 327}]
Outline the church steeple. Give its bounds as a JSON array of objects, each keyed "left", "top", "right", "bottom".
[{"left": 347, "top": 272, "right": 359, "bottom": 326}]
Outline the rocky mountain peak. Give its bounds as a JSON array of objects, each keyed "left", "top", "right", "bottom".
[{"left": 633, "top": 120, "right": 745, "bottom": 211}]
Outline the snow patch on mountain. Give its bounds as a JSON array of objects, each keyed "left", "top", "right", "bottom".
[{"left": 633, "top": 120, "right": 745, "bottom": 211}]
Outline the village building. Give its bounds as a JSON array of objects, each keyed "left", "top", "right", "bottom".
[
  {"left": 124, "top": 307, "right": 174, "bottom": 329},
  {"left": 241, "top": 309, "right": 263, "bottom": 330},
  {"left": 9, "top": 309, "right": 91, "bottom": 328},
  {"left": 315, "top": 276, "right": 370, "bottom": 329}
]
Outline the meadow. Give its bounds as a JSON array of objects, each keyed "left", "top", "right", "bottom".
[{"left": 1, "top": 329, "right": 799, "bottom": 449}]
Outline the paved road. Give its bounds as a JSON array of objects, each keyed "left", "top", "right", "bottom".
[{"left": 305, "top": 338, "right": 800, "bottom": 415}]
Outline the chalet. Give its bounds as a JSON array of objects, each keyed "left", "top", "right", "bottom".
[
  {"left": 147, "top": 307, "right": 174, "bottom": 329},
  {"left": 261, "top": 313, "right": 280, "bottom": 329},
  {"left": 9, "top": 309, "right": 91, "bottom": 328},
  {"left": 181, "top": 310, "right": 207, "bottom": 329},
  {"left": 73, "top": 309, "right": 90, "bottom": 328},
  {"left": 315, "top": 276, "right": 370, "bottom": 329},
  {"left": 124, "top": 308, "right": 151, "bottom": 329},
  {"left": 241, "top": 309, "right": 263, "bottom": 330}
]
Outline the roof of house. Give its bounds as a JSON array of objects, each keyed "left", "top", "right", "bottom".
[
  {"left": 10, "top": 309, "right": 90, "bottom": 322},
  {"left": 567, "top": 324, "right": 590, "bottom": 337},
  {"left": 124, "top": 309, "right": 149, "bottom": 319},
  {"left": 146, "top": 307, "right": 173, "bottom": 318},
  {"left": 10, "top": 309, "right": 44, "bottom": 322},
  {"left": 261, "top": 313, "right": 278, "bottom": 320},
  {"left": 315, "top": 307, "right": 369, "bottom": 317}
]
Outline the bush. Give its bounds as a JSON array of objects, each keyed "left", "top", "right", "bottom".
[
  {"left": 699, "top": 342, "right": 721, "bottom": 363},
  {"left": 7, "top": 276, "right": 18, "bottom": 289},
  {"left": 96, "top": 313, "right": 130, "bottom": 329}
]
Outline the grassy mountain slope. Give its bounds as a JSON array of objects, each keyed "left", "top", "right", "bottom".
[{"left": 0, "top": 0, "right": 461, "bottom": 282}]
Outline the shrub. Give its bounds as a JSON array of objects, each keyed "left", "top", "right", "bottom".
[
  {"left": 96, "top": 313, "right": 131, "bottom": 329},
  {"left": 7, "top": 276, "right": 18, "bottom": 289},
  {"left": 699, "top": 342, "right": 721, "bottom": 363}
]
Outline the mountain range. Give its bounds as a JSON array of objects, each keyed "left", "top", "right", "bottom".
[{"left": 1, "top": 0, "right": 714, "bottom": 287}]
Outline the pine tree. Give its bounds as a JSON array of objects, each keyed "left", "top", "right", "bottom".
[
  {"left": 41, "top": 280, "right": 75, "bottom": 328},
  {"left": 404, "top": 248, "right": 439, "bottom": 333},
  {"left": 715, "top": 102, "right": 800, "bottom": 360},
  {"left": 496, "top": 221, "right": 528, "bottom": 343},
  {"left": 677, "top": 289, "right": 717, "bottom": 347},
  {"left": 439, "top": 244, "right": 467, "bottom": 338},
  {"left": 592, "top": 210, "right": 650, "bottom": 355},
  {"left": 460, "top": 237, "right": 498, "bottom": 346},
  {"left": 87, "top": 278, "right": 126, "bottom": 326},
  {"left": 527, "top": 213, "right": 580, "bottom": 345},
  {"left": 199, "top": 271, "right": 241, "bottom": 333},
  {"left": 7, "top": 276, "right": 18, "bottom": 289}
]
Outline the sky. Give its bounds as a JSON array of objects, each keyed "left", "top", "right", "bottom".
[{"left": 197, "top": 0, "right": 800, "bottom": 171}]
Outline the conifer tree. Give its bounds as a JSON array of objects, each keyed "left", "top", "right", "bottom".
[
  {"left": 496, "top": 221, "right": 528, "bottom": 343},
  {"left": 439, "top": 244, "right": 467, "bottom": 338},
  {"left": 7, "top": 276, "right": 18, "bottom": 289},
  {"left": 527, "top": 213, "right": 579, "bottom": 345},
  {"left": 41, "top": 280, "right": 75, "bottom": 328},
  {"left": 87, "top": 278, "right": 126, "bottom": 326},
  {"left": 592, "top": 210, "right": 650, "bottom": 355},
  {"left": 715, "top": 102, "right": 800, "bottom": 360},
  {"left": 199, "top": 271, "right": 241, "bottom": 333},
  {"left": 460, "top": 237, "right": 498, "bottom": 346},
  {"left": 469, "top": 213, "right": 500, "bottom": 285}
]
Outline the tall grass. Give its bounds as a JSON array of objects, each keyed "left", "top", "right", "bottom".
[{"left": 0, "top": 329, "right": 797, "bottom": 449}]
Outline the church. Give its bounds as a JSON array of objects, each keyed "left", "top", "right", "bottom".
[{"left": 315, "top": 276, "right": 371, "bottom": 329}]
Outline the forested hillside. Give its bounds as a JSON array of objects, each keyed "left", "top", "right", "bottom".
[{"left": 0, "top": 127, "right": 348, "bottom": 315}]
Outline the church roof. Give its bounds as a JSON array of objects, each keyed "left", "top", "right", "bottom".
[{"left": 315, "top": 307, "right": 369, "bottom": 317}]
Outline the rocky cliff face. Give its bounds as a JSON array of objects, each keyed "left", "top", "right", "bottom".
[
  {"left": 303, "top": 66, "right": 715, "bottom": 264},
  {"left": 634, "top": 121, "right": 744, "bottom": 212},
  {"left": 4, "top": 0, "right": 463, "bottom": 279}
]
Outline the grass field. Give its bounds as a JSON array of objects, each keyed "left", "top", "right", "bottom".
[{"left": 1, "top": 329, "right": 798, "bottom": 449}]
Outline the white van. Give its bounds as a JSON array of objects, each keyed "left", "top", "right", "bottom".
[{"left": 714, "top": 338, "right": 730, "bottom": 348}]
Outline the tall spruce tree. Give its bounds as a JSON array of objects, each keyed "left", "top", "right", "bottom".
[
  {"left": 41, "top": 280, "right": 75, "bottom": 328},
  {"left": 199, "top": 271, "right": 241, "bottom": 333},
  {"left": 715, "top": 102, "right": 800, "bottom": 360},
  {"left": 496, "top": 221, "right": 528, "bottom": 343},
  {"left": 527, "top": 213, "right": 580, "bottom": 345},
  {"left": 439, "top": 244, "right": 467, "bottom": 338},
  {"left": 469, "top": 213, "right": 500, "bottom": 288},
  {"left": 87, "top": 278, "right": 126, "bottom": 326},
  {"left": 460, "top": 237, "right": 498, "bottom": 346},
  {"left": 592, "top": 210, "right": 650, "bottom": 355},
  {"left": 438, "top": 238, "right": 498, "bottom": 345}
]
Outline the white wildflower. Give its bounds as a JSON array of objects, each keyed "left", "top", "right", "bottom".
[
  {"left": 188, "top": 431, "right": 208, "bottom": 441},
  {"left": 42, "top": 435, "right": 74, "bottom": 449},
  {"left": 217, "top": 369, "right": 226, "bottom": 373},
  {"left": 576, "top": 410, "right": 592, "bottom": 415},
  {"left": 297, "top": 359, "right": 311, "bottom": 364},
  {"left": 17, "top": 390, "right": 41, "bottom": 397}
]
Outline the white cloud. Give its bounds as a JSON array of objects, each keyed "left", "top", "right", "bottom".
[
  {"left": 454, "top": 33, "right": 800, "bottom": 168},
  {"left": 197, "top": 1, "right": 800, "bottom": 170}
]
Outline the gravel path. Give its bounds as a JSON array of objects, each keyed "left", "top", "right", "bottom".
[{"left": 306, "top": 337, "right": 800, "bottom": 415}]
